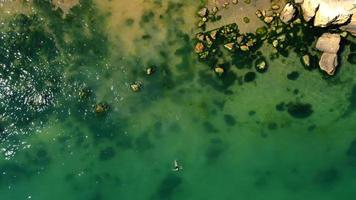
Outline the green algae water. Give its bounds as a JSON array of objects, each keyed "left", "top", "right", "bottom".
[{"left": 1, "top": 0, "right": 356, "bottom": 199}]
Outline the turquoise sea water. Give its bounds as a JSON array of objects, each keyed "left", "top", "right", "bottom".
[{"left": 1, "top": 0, "right": 356, "bottom": 199}]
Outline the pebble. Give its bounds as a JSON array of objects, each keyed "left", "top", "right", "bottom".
[
  {"left": 198, "top": 8, "right": 208, "bottom": 17},
  {"left": 130, "top": 83, "right": 141, "bottom": 92},
  {"left": 214, "top": 67, "right": 224, "bottom": 75}
]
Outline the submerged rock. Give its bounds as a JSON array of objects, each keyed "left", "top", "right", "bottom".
[{"left": 130, "top": 82, "right": 142, "bottom": 92}]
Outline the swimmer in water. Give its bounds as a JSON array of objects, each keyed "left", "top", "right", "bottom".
[{"left": 172, "top": 160, "right": 183, "bottom": 172}]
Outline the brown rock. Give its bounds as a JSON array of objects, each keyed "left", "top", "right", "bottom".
[
  {"left": 315, "top": 33, "right": 341, "bottom": 54},
  {"left": 319, "top": 53, "right": 338, "bottom": 75}
]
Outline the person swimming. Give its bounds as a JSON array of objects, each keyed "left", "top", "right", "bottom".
[{"left": 172, "top": 160, "right": 183, "bottom": 172}]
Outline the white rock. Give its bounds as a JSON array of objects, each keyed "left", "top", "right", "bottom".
[
  {"left": 319, "top": 53, "right": 338, "bottom": 75},
  {"left": 315, "top": 33, "right": 341, "bottom": 54},
  {"left": 280, "top": 3, "right": 296, "bottom": 24},
  {"left": 295, "top": 0, "right": 304, "bottom": 4},
  {"left": 314, "top": 2, "right": 352, "bottom": 27},
  {"left": 300, "top": 0, "right": 354, "bottom": 27},
  {"left": 301, "top": 0, "right": 320, "bottom": 22}
]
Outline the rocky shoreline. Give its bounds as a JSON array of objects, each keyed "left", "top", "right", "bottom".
[
  {"left": 287, "top": 0, "right": 355, "bottom": 75},
  {"left": 195, "top": 0, "right": 356, "bottom": 76}
]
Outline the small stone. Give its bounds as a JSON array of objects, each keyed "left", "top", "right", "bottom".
[
  {"left": 210, "top": 30, "right": 218, "bottom": 40},
  {"left": 196, "top": 33, "right": 205, "bottom": 41},
  {"left": 223, "top": 2, "right": 229, "bottom": 8},
  {"left": 232, "top": 0, "right": 238, "bottom": 4},
  {"left": 293, "top": 18, "right": 301, "bottom": 24},
  {"left": 240, "top": 45, "right": 249, "bottom": 51},
  {"left": 198, "top": 20, "right": 205, "bottom": 27},
  {"left": 146, "top": 67, "right": 154, "bottom": 75},
  {"left": 272, "top": 40, "right": 279, "bottom": 48},
  {"left": 277, "top": 34, "right": 286, "bottom": 42},
  {"left": 214, "top": 67, "right": 224, "bottom": 75},
  {"left": 255, "top": 10, "right": 263, "bottom": 18},
  {"left": 340, "top": 32, "right": 348, "bottom": 38},
  {"left": 212, "top": 7, "right": 218, "bottom": 13},
  {"left": 205, "top": 36, "right": 213, "bottom": 46},
  {"left": 236, "top": 35, "right": 244, "bottom": 44},
  {"left": 264, "top": 16, "right": 274, "bottom": 24},
  {"left": 262, "top": 10, "right": 267, "bottom": 17},
  {"left": 130, "top": 82, "right": 141, "bottom": 92},
  {"left": 224, "top": 43, "right": 235, "bottom": 51},
  {"left": 202, "top": 17, "right": 208, "bottom": 22},
  {"left": 194, "top": 42, "right": 205, "bottom": 53},
  {"left": 271, "top": 4, "right": 280, "bottom": 10},
  {"left": 198, "top": 7, "right": 208, "bottom": 17},
  {"left": 302, "top": 54, "right": 310, "bottom": 67},
  {"left": 94, "top": 103, "right": 109, "bottom": 114},
  {"left": 256, "top": 60, "right": 267, "bottom": 72},
  {"left": 246, "top": 39, "right": 255, "bottom": 47}
]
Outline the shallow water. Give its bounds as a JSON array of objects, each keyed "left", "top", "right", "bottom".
[{"left": 1, "top": 0, "right": 356, "bottom": 199}]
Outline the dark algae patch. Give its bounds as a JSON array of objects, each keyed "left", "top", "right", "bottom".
[
  {"left": 287, "top": 71, "right": 300, "bottom": 80},
  {"left": 342, "top": 86, "right": 356, "bottom": 117},
  {"left": 205, "top": 138, "right": 226, "bottom": 163},
  {"left": 287, "top": 102, "right": 313, "bottom": 119},
  {"left": 152, "top": 174, "right": 182, "bottom": 200},
  {"left": 99, "top": 147, "right": 116, "bottom": 161},
  {"left": 223, "top": 114, "right": 236, "bottom": 126},
  {"left": 244, "top": 72, "right": 256, "bottom": 82},
  {"left": 314, "top": 168, "right": 340, "bottom": 187}
]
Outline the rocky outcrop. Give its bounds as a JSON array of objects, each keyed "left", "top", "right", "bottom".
[
  {"left": 280, "top": 3, "right": 297, "bottom": 24},
  {"left": 300, "top": 0, "right": 320, "bottom": 22},
  {"left": 292, "top": 0, "right": 356, "bottom": 75},
  {"left": 316, "top": 33, "right": 341, "bottom": 75},
  {"left": 297, "top": 0, "right": 354, "bottom": 27}
]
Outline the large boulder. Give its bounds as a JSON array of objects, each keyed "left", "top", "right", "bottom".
[
  {"left": 319, "top": 53, "right": 338, "bottom": 75},
  {"left": 316, "top": 33, "right": 341, "bottom": 75},
  {"left": 300, "top": 0, "right": 354, "bottom": 27},
  {"left": 316, "top": 33, "right": 341, "bottom": 54},
  {"left": 301, "top": 0, "right": 320, "bottom": 22}
]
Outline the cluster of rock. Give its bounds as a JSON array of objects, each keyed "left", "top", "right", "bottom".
[{"left": 278, "top": 0, "right": 356, "bottom": 75}]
